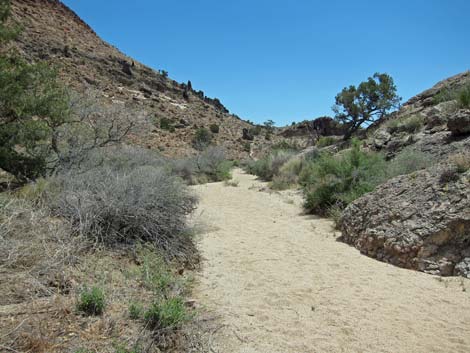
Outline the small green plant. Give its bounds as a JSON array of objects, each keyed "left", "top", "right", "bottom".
[
  {"left": 316, "top": 136, "right": 337, "bottom": 148},
  {"left": 143, "top": 297, "right": 188, "bottom": 330},
  {"left": 386, "top": 115, "right": 423, "bottom": 134},
  {"left": 160, "top": 117, "right": 175, "bottom": 132},
  {"left": 129, "top": 302, "right": 144, "bottom": 320},
  {"left": 209, "top": 123, "right": 220, "bottom": 133},
  {"left": 193, "top": 128, "right": 212, "bottom": 150},
  {"left": 77, "top": 286, "right": 105, "bottom": 316},
  {"left": 215, "top": 160, "right": 234, "bottom": 181},
  {"left": 433, "top": 82, "right": 470, "bottom": 108},
  {"left": 243, "top": 142, "right": 251, "bottom": 152},
  {"left": 457, "top": 84, "right": 470, "bottom": 108}
]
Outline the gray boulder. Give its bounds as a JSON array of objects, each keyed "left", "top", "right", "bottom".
[
  {"left": 340, "top": 161, "right": 470, "bottom": 277},
  {"left": 448, "top": 109, "right": 470, "bottom": 136}
]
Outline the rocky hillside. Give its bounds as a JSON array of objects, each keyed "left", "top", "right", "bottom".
[
  {"left": 341, "top": 71, "right": 470, "bottom": 277},
  {"left": 10, "top": 0, "right": 288, "bottom": 159}
]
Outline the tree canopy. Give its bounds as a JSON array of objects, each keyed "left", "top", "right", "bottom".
[{"left": 333, "top": 73, "right": 401, "bottom": 139}]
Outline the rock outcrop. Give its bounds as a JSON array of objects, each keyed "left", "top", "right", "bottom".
[{"left": 340, "top": 160, "right": 470, "bottom": 277}]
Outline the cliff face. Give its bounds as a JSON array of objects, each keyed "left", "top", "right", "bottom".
[{"left": 10, "top": 0, "right": 278, "bottom": 158}]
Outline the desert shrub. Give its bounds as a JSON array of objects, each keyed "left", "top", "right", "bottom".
[
  {"left": 316, "top": 136, "right": 337, "bottom": 148},
  {"left": 270, "top": 157, "right": 304, "bottom": 190},
  {"left": 129, "top": 302, "right": 144, "bottom": 320},
  {"left": 242, "top": 142, "right": 251, "bottom": 152},
  {"left": 386, "top": 115, "right": 423, "bottom": 134},
  {"left": 301, "top": 140, "right": 387, "bottom": 213},
  {"left": 271, "top": 140, "right": 301, "bottom": 151},
  {"left": 143, "top": 297, "right": 188, "bottom": 330},
  {"left": 209, "top": 123, "right": 220, "bottom": 133},
  {"left": 52, "top": 149, "right": 198, "bottom": 261},
  {"left": 247, "top": 149, "right": 295, "bottom": 181},
  {"left": 433, "top": 82, "right": 470, "bottom": 108},
  {"left": 160, "top": 117, "right": 175, "bottom": 132},
  {"left": 171, "top": 147, "right": 233, "bottom": 184},
  {"left": 77, "top": 286, "right": 105, "bottom": 316},
  {"left": 457, "top": 84, "right": 470, "bottom": 108},
  {"left": 271, "top": 173, "right": 297, "bottom": 190},
  {"left": 385, "top": 148, "right": 435, "bottom": 177},
  {"left": 193, "top": 128, "right": 212, "bottom": 150},
  {"left": 249, "top": 125, "right": 262, "bottom": 136},
  {"left": 449, "top": 152, "right": 470, "bottom": 173}
]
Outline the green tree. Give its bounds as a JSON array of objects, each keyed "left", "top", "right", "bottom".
[
  {"left": 333, "top": 73, "right": 401, "bottom": 139},
  {"left": 0, "top": 0, "right": 70, "bottom": 181}
]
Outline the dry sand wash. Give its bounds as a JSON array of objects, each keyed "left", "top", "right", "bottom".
[{"left": 192, "top": 169, "right": 470, "bottom": 353}]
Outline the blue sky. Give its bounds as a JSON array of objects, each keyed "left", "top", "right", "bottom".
[{"left": 63, "top": 0, "right": 469, "bottom": 126}]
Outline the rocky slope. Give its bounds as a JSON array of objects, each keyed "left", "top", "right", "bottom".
[
  {"left": 341, "top": 71, "right": 470, "bottom": 277},
  {"left": 10, "top": 0, "right": 288, "bottom": 159}
]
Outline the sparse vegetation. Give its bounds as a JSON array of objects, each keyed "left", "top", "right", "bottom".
[
  {"left": 193, "top": 127, "right": 213, "bottom": 150},
  {"left": 449, "top": 152, "right": 470, "bottom": 173},
  {"left": 316, "top": 136, "right": 337, "bottom": 148},
  {"left": 209, "top": 123, "right": 220, "bottom": 133},
  {"left": 51, "top": 147, "right": 199, "bottom": 262},
  {"left": 386, "top": 115, "right": 424, "bottom": 134},
  {"left": 433, "top": 82, "right": 470, "bottom": 108},
  {"left": 160, "top": 117, "right": 175, "bottom": 132},
  {"left": 144, "top": 297, "right": 189, "bottom": 330},
  {"left": 245, "top": 149, "right": 295, "bottom": 181},
  {"left": 77, "top": 286, "right": 106, "bottom": 316},
  {"left": 170, "top": 147, "right": 233, "bottom": 184}
]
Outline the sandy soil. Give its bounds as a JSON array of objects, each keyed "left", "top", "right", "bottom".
[{"left": 192, "top": 169, "right": 470, "bottom": 353}]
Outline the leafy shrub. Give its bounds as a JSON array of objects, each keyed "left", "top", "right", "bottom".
[
  {"left": 433, "top": 82, "right": 470, "bottom": 108},
  {"left": 316, "top": 136, "right": 337, "bottom": 148},
  {"left": 170, "top": 147, "right": 232, "bottom": 184},
  {"left": 143, "top": 297, "right": 188, "bottom": 330},
  {"left": 246, "top": 149, "right": 295, "bottom": 181},
  {"left": 52, "top": 148, "right": 198, "bottom": 261},
  {"left": 209, "top": 123, "right": 220, "bottom": 133},
  {"left": 301, "top": 140, "right": 387, "bottom": 213},
  {"left": 193, "top": 128, "right": 212, "bottom": 150},
  {"left": 386, "top": 115, "right": 423, "bottom": 134},
  {"left": 129, "top": 302, "right": 144, "bottom": 320},
  {"left": 77, "top": 287, "right": 105, "bottom": 316},
  {"left": 457, "top": 84, "right": 470, "bottom": 108},
  {"left": 270, "top": 158, "right": 304, "bottom": 190}
]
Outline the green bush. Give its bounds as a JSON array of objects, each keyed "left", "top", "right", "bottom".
[
  {"left": 129, "top": 302, "right": 144, "bottom": 320},
  {"left": 457, "top": 84, "right": 470, "bottom": 108},
  {"left": 160, "top": 117, "right": 175, "bottom": 132},
  {"left": 316, "top": 136, "right": 337, "bottom": 148},
  {"left": 193, "top": 128, "right": 212, "bottom": 150},
  {"left": 386, "top": 115, "right": 423, "bottom": 134},
  {"left": 209, "top": 123, "right": 220, "bottom": 133},
  {"left": 301, "top": 140, "right": 387, "bottom": 213},
  {"left": 77, "top": 287, "right": 105, "bottom": 316},
  {"left": 433, "top": 82, "right": 470, "bottom": 108},
  {"left": 144, "top": 297, "right": 188, "bottom": 330}
]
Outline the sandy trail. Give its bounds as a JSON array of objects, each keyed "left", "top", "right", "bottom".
[{"left": 192, "top": 169, "right": 470, "bottom": 353}]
